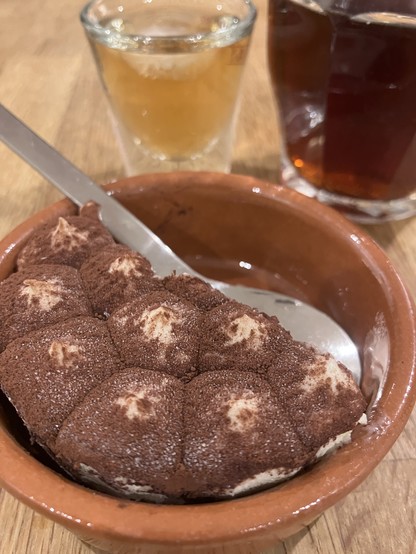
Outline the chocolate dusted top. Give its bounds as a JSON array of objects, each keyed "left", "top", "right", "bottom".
[
  {"left": 17, "top": 215, "right": 114, "bottom": 270},
  {"left": 183, "top": 370, "right": 313, "bottom": 498},
  {"left": 267, "top": 346, "right": 367, "bottom": 450},
  {"left": 163, "top": 273, "right": 228, "bottom": 311},
  {"left": 0, "top": 316, "right": 124, "bottom": 449},
  {"left": 108, "top": 291, "right": 202, "bottom": 382},
  {"left": 198, "top": 300, "right": 293, "bottom": 374},
  {"left": 80, "top": 244, "right": 163, "bottom": 317},
  {"left": 0, "top": 264, "right": 92, "bottom": 351},
  {"left": 55, "top": 368, "right": 184, "bottom": 496},
  {"left": 0, "top": 207, "right": 367, "bottom": 502}
]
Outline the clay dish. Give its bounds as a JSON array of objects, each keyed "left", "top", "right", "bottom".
[{"left": 0, "top": 172, "right": 415, "bottom": 554}]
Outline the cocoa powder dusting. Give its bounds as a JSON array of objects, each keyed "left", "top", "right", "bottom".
[{"left": 0, "top": 208, "right": 367, "bottom": 502}]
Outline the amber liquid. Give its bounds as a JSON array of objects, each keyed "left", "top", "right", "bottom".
[
  {"left": 91, "top": 8, "right": 249, "bottom": 160},
  {"left": 268, "top": 0, "right": 416, "bottom": 200}
]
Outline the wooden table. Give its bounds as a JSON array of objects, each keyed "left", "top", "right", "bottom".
[{"left": 0, "top": 1, "right": 415, "bottom": 553}]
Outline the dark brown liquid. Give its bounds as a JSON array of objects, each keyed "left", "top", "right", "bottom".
[
  {"left": 184, "top": 255, "right": 307, "bottom": 300},
  {"left": 268, "top": 1, "right": 416, "bottom": 200}
]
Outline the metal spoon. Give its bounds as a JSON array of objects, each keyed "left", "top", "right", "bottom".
[{"left": 0, "top": 104, "right": 361, "bottom": 380}]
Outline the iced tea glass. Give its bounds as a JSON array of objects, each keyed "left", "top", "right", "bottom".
[
  {"left": 81, "top": 0, "right": 256, "bottom": 175},
  {"left": 268, "top": 0, "right": 416, "bottom": 222}
]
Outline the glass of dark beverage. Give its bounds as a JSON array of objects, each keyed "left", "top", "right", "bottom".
[{"left": 268, "top": 0, "right": 416, "bottom": 222}]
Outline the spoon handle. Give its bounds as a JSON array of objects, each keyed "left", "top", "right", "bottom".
[{"left": 0, "top": 104, "right": 191, "bottom": 277}]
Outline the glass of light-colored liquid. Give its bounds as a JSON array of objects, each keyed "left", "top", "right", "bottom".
[{"left": 80, "top": 0, "right": 257, "bottom": 175}]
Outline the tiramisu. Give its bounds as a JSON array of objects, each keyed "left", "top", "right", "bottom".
[
  {"left": 0, "top": 316, "right": 123, "bottom": 449},
  {"left": 80, "top": 244, "right": 162, "bottom": 317},
  {"left": 17, "top": 215, "right": 114, "bottom": 269},
  {"left": 0, "top": 211, "right": 367, "bottom": 502},
  {"left": 0, "top": 264, "right": 92, "bottom": 350}
]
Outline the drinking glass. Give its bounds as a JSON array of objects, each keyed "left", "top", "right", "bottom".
[
  {"left": 268, "top": 0, "right": 416, "bottom": 222},
  {"left": 81, "top": 0, "right": 257, "bottom": 175}
]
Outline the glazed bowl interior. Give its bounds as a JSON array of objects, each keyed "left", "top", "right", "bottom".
[{"left": 0, "top": 172, "right": 414, "bottom": 552}]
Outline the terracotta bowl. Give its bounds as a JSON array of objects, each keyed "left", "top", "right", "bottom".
[{"left": 0, "top": 172, "right": 415, "bottom": 554}]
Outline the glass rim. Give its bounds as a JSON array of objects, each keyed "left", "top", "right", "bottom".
[{"left": 80, "top": 0, "right": 257, "bottom": 46}]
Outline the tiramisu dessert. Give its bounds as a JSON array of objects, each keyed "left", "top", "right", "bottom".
[
  {"left": 0, "top": 209, "right": 367, "bottom": 502},
  {"left": 80, "top": 244, "right": 163, "bottom": 317}
]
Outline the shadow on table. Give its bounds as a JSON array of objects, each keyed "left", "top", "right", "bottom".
[
  {"left": 361, "top": 217, "right": 414, "bottom": 249},
  {"left": 232, "top": 159, "right": 280, "bottom": 185}
]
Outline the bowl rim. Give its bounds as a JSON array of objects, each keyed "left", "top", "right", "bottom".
[{"left": 0, "top": 172, "right": 415, "bottom": 546}]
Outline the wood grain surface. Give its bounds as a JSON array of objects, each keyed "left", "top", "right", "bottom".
[{"left": 0, "top": 1, "right": 415, "bottom": 553}]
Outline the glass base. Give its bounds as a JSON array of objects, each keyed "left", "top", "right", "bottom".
[
  {"left": 281, "top": 162, "right": 416, "bottom": 224},
  {"left": 108, "top": 108, "right": 233, "bottom": 176}
]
